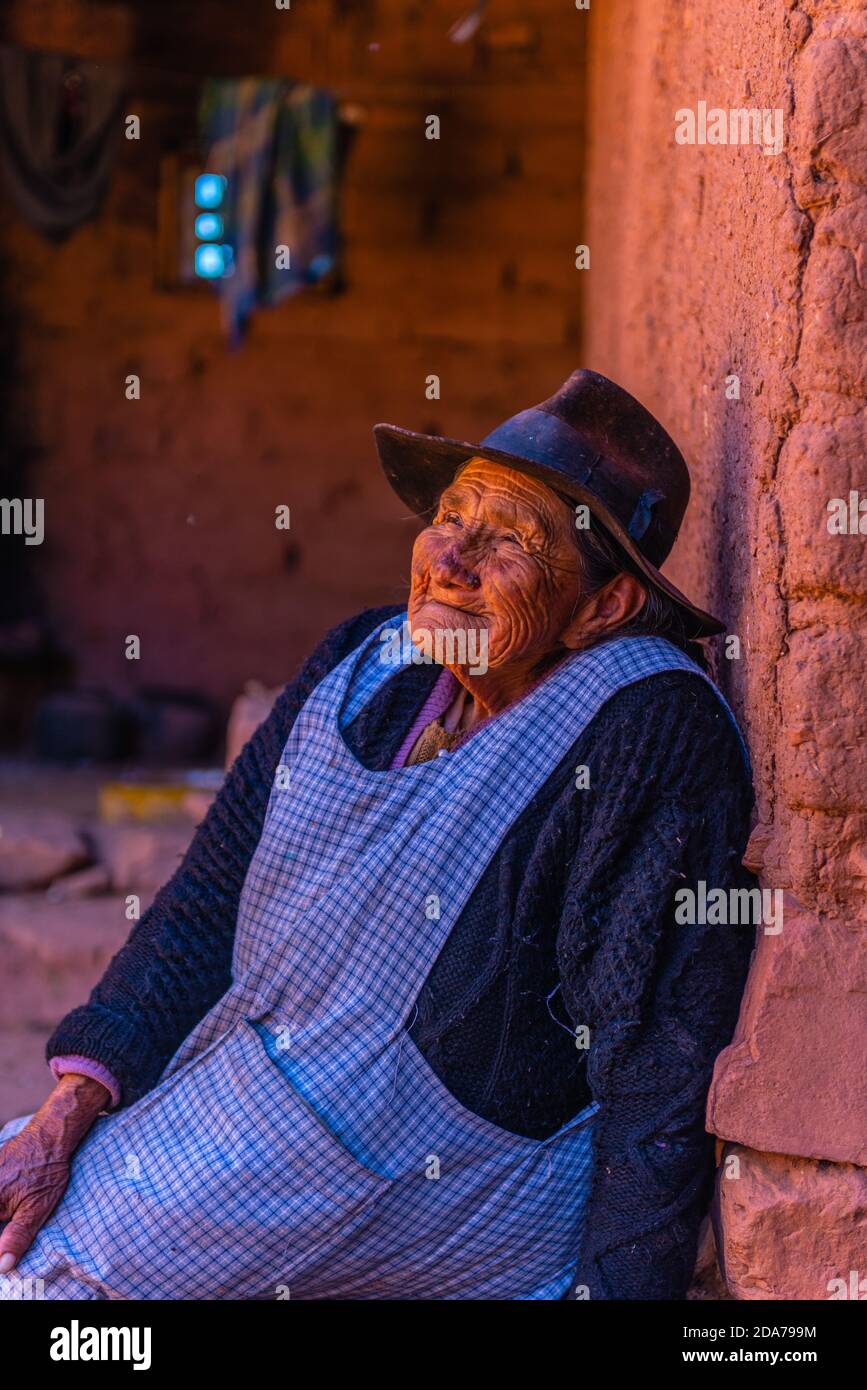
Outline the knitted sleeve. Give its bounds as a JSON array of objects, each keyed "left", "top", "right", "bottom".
[
  {"left": 45, "top": 605, "right": 402, "bottom": 1108},
  {"left": 556, "top": 672, "right": 756, "bottom": 1300}
]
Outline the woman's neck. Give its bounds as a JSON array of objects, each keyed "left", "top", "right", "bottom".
[{"left": 445, "top": 648, "right": 570, "bottom": 727}]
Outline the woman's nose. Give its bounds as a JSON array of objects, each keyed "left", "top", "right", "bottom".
[{"left": 430, "top": 541, "right": 482, "bottom": 589}]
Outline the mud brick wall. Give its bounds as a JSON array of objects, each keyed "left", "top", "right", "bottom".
[
  {"left": 583, "top": 0, "right": 867, "bottom": 1298},
  {"left": 0, "top": 0, "right": 584, "bottom": 710}
]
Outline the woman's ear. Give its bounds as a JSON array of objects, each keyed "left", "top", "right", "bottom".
[{"left": 561, "top": 572, "right": 647, "bottom": 650}]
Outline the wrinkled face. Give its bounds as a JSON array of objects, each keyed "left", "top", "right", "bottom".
[{"left": 408, "top": 457, "right": 583, "bottom": 670}]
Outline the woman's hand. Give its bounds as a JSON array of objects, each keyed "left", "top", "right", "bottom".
[{"left": 0, "top": 1072, "right": 109, "bottom": 1272}]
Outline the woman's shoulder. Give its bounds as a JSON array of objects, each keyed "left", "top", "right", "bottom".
[
  {"left": 234, "top": 605, "right": 405, "bottom": 763},
  {"left": 595, "top": 664, "right": 742, "bottom": 737},
  {"left": 305, "top": 603, "right": 406, "bottom": 671},
  {"left": 593, "top": 663, "right": 738, "bottom": 729},
  {"left": 277, "top": 603, "right": 405, "bottom": 702},
  {"left": 573, "top": 664, "right": 753, "bottom": 807}
]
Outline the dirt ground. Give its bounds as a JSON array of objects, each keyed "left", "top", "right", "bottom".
[{"left": 0, "top": 758, "right": 176, "bottom": 1125}]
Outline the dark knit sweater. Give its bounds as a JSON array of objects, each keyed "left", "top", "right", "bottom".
[{"left": 47, "top": 605, "right": 757, "bottom": 1300}]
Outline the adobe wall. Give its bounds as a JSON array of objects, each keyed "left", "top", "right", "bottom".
[{"left": 583, "top": 0, "right": 867, "bottom": 1298}]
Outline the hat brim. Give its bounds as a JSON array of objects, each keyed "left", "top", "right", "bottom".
[{"left": 374, "top": 422, "right": 725, "bottom": 639}]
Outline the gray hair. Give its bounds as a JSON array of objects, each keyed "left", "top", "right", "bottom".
[{"left": 570, "top": 513, "right": 710, "bottom": 672}]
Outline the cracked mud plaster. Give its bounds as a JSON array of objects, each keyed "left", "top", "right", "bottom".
[
  {"left": 583, "top": 5, "right": 867, "bottom": 1245},
  {"left": 583, "top": 1, "right": 867, "bottom": 924}
]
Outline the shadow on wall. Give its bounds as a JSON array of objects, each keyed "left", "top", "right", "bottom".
[{"left": 705, "top": 385, "right": 755, "bottom": 695}]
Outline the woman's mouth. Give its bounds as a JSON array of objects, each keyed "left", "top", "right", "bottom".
[{"left": 419, "top": 598, "right": 485, "bottom": 620}]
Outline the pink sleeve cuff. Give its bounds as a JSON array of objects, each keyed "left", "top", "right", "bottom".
[{"left": 50, "top": 1055, "right": 122, "bottom": 1110}]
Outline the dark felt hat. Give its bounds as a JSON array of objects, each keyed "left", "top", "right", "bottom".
[{"left": 374, "top": 368, "right": 724, "bottom": 638}]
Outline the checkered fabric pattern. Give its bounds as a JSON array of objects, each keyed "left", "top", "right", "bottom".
[{"left": 11, "top": 618, "right": 745, "bottom": 1299}]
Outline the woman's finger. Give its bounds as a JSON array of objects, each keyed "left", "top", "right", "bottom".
[{"left": 0, "top": 1197, "right": 49, "bottom": 1269}]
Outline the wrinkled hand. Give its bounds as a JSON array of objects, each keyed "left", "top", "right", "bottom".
[{"left": 0, "top": 1073, "right": 108, "bottom": 1272}]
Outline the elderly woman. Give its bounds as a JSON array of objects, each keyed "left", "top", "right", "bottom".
[{"left": 0, "top": 370, "right": 755, "bottom": 1301}]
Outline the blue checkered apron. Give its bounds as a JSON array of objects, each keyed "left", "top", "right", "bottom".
[{"left": 10, "top": 619, "right": 745, "bottom": 1299}]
